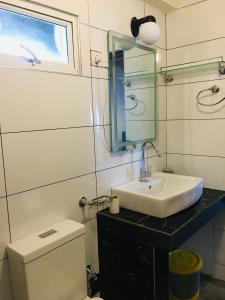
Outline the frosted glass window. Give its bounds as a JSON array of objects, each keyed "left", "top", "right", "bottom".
[
  {"left": 0, "top": 1, "right": 80, "bottom": 74},
  {"left": 0, "top": 8, "right": 69, "bottom": 64}
]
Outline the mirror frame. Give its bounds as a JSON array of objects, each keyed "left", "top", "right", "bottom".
[{"left": 108, "top": 31, "right": 158, "bottom": 153}]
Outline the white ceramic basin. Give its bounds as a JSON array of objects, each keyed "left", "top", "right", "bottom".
[{"left": 112, "top": 172, "right": 203, "bottom": 218}]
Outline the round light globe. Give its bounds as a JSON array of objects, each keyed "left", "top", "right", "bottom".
[{"left": 138, "top": 22, "right": 160, "bottom": 45}]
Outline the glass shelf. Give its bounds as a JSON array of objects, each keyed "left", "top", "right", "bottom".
[
  {"left": 122, "top": 59, "right": 225, "bottom": 83},
  {"left": 125, "top": 71, "right": 156, "bottom": 80},
  {"left": 160, "top": 58, "right": 225, "bottom": 82}
]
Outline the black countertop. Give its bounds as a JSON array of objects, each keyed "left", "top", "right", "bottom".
[{"left": 97, "top": 188, "right": 225, "bottom": 251}]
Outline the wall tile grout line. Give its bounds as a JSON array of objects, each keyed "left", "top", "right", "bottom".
[
  {"left": 166, "top": 56, "right": 223, "bottom": 68},
  {"left": 124, "top": 118, "right": 167, "bottom": 121},
  {"left": 0, "top": 66, "right": 94, "bottom": 79},
  {"left": 175, "top": 0, "right": 207, "bottom": 11},
  {"left": 167, "top": 34, "right": 225, "bottom": 51},
  {"left": 214, "top": 262, "right": 225, "bottom": 268},
  {"left": 167, "top": 76, "right": 225, "bottom": 87},
  {"left": 167, "top": 152, "right": 225, "bottom": 159},
  {"left": 6, "top": 171, "right": 97, "bottom": 198},
  {"left": 0, "top": 119, "right": 175, "bottom": 135},
  {"left": 0, "top": 128, "right": 12, "bottom": 243},
  {"left": 0, "top": 66, "right": 113, "bottom": 81},
  {"left": 88, "top": 25, "right": 167, "bottom": 51},
  {"left": 2, "top": 122, "right": 167, "bottom": 134},
  {"left": 127, "top": 84, "right": 167, "bottom": 90},
  {"left": 165, "top": 10, "right": 168, "bottom": 168},
  {"left": 5, "top": 154, "right": 166, "bottom": 199},
  {"left": 1, "top": 125, "right": 96, "bottom": 135},
  {"left": 215, "top": 227, "right": 225, "bottom": 234},
  {"left": 96, "top": 153, "right": 166, "bottom": 174},
  {"left": 167, "top": 118, "right": 225, "bottom": 121},
  {"left": 87, "top": 0, "right": 99, "bottom": 200},
  {"left": 83, "top": 215, "right": 97, "bottom": 225}
]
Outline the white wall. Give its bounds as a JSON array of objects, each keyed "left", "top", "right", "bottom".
[
  {"left": 166, "top": 0, "right": 225, "bottom": 280},
  {"left": 0, "top": 0, "right": 166, "bottom": 298}
]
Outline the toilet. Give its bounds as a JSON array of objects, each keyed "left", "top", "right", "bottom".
[{"left": 7, "top": 219, "right": 103, "bottom": 300}]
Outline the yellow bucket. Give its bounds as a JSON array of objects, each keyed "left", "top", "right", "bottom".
[{"left": 169, "top": 250, "right": 203, "bottom": 300}]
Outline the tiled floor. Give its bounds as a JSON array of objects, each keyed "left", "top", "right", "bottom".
[{"left": 200, "top": 274, "right": 225, "bottom": 300}]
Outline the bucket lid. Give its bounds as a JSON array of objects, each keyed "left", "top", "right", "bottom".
[{"left": 169, "top": 249, "right": 203, "bottom": 275}]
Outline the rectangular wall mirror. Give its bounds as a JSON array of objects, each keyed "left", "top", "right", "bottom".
[{"left": 108, "top": 31, "right": 158, "bottom": 152}]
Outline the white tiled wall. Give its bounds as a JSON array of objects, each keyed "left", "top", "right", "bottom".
[
  {"left": 0, "top": 70, "right": 93, "bottom": 132},
  {"left": 88, "top": 0, "right": 144, "bottom": 36},
  {"left": 0, "top": 198, "right": 10, "bottom": 260},
  {"left": 167, "top": 0, "right": 225, "bottom": 49},
  {"left": 166, "top": 0, "right": 225, "bottom": 280},
  {"left": 0, "top": 0, "right": 167, "bottom": 298},
  {"left": 0, "top": 151, "right": 6, "bottom": 198},
  {"left": 7, "top": 174, "right": 97, "bottom": 241},
  {"left": 33, "top": 0, "right": 90, "bottom": 24},
  {"left": 3, "top": 128, "right": 95, "bottom": 194}
]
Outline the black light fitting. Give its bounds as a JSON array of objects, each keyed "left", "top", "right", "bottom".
[{"left": 131, "top": 16, "right": 157, "bottom": 38}]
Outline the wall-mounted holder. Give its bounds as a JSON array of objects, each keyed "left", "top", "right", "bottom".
[
  {"left": 218, "top": 62, "right": 225, "bottom": 75},
  {"left": 161, "top": 58, "right": 225, "bottom": 83},
  {"left": 79, "top": 195, "right": 115, "bottom": 208}
]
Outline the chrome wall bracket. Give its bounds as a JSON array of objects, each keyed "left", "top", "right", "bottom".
[
  {"left": 218, "top": 62, "right": 225, "bottom": 75},
  {"left": 164, "top": 74, "right": 174, "bottom": 84},
  {"left": 79, "top": 195, "right": 114, "bottom": 208}
]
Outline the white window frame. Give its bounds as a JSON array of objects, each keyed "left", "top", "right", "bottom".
[{"left": 0, "top": 0, "right": 81, "bottom": 75}]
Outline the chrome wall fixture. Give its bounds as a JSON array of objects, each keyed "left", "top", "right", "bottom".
[
  {"left": 79, "top": 195, "right": 115, "bottom": 208},
  {"left": 196, "top": 85, "right": 225, "bottom": 106},
  {"left": 131, "top": 15, "right": 160, "bottom": 45}
]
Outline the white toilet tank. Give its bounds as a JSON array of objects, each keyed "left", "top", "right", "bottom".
[{"left": 7, "top": 220, "right": 88, "bottom": 300}]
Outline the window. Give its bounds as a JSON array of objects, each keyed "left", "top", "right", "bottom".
[{"left": 0, "top": 1, "right": 80, "bottom": 74}]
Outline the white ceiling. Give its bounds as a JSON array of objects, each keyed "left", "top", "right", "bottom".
[
  {"left": 145, "top": 0, "right": 179, "bottom": 12},
  {"left": 145, "top": 0, "right": 201, "bottom": 12}
]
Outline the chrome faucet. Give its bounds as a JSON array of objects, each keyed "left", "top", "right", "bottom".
[{"left": 139, "top": 141, "right": 162, "bottom": 182}]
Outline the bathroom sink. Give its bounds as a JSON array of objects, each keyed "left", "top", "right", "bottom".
[{"left": 112, "top": 172, "right": 203, "bottom": 218}]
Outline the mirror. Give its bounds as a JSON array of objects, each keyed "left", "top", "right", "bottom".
[{"left": 108, "top": 31, "right": 158, "bottom": 152}]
